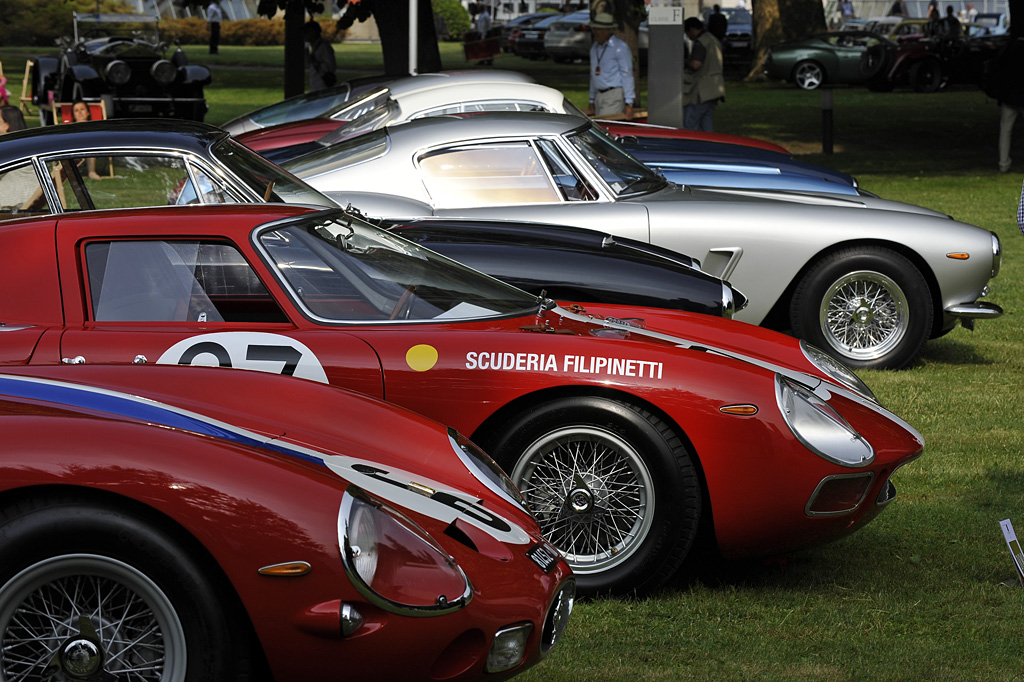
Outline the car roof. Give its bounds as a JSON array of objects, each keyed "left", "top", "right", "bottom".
[
  {"left": 391, "top": 81, "right": 567, "bottom": 111},
  {"left": 381, "top": 111, "right": 588, "bottom": 148},
  {"left": 0, "top": 119, "right": 228, "bottom": 167},
  {"left": 383, "top": 70, "right": 535, "bottom": 97}
]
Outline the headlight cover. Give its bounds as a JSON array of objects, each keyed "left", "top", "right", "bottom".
[
  {"left": 150, "top": 59, "right": 177, "bottom": 85},
  {"left": 338, "top": 486, "right": 472, "bottom": 616},
  {"left": 449, "top": 428, "right": 531, "bottom": 515},
  {"left": 105, "top": 60, "right": 131, "bottom": 86},
  {"left": 776, "top": 375, "right": 874, "bottom": 467},
  {"left": 801, "top": 341, "right": 877, "bottom": 403}
]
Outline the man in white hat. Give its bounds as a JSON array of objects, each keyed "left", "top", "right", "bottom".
[{"left": 586, "top": 12, "right": 635, "bottom": 119}]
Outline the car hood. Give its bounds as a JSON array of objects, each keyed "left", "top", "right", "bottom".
[{"left": 676, "top": 184, "right": 949, "bottom": 217}]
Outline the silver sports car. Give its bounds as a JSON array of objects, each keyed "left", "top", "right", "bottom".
[{"left": 285, "top": 112, "right": 1003, "bottom": 370}]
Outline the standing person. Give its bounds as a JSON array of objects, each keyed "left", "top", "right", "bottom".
[
  {"left": 304, "top": 20, "right": 337, "bottom": 92},
  {"left": 683, "top": 17, "right": 725, "bottom": 132},
  {"left": 585, "top": 12, "right": 635, "bottom": 120},
  {"left": 940, "top": 5, "right": 961, "bottom": 39},
  {"left": 988, "top": 37, "right": 1024, "bottom": 173},
  {"left": 707, "top": 5, "right": 728, "bottom": 44},
  {"left": 207, "top": 1, "right": 222, "bottom": 55},
  {"left": 840, "top": 0, "right": 855, "bottom": 21},
  {"left": 1018, "top": 179, "right": 1023, "bottom": 236},
  {"left": 476, "top": 4, "right": 492, "bottom": 36}
]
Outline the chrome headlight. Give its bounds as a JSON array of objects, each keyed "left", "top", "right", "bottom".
[
  {"left": 338, "top": 486, "right": 472, "bottom": 616},
  {"left": 105, "top": 60, "right": 131, "bottom": 85},
  {"left": 449, "top": 428, "right": 531, "bottom": 515},
  {"left": 801, "top": 341, "right": 877, "bottom": 403},
  {"left": 150, "top": 59, "right": 177, "bottom": 85},
  {"left": 776, "top": 375, "right": 874, "bottom": 467}
]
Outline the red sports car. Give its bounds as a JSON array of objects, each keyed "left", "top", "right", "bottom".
[
  {"left": 0, "top": 364, "right": 573, "bottom": 681},
  {"left": 0, "top": 203, "right": 924, "bottom": 596}
]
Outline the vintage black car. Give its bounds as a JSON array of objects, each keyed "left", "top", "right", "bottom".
[
  {"left": 0, "top": 119, "right": 745, "bottom": 320},
  {"left": 31, "top": 12, "right": 211, "bottom": 124}
]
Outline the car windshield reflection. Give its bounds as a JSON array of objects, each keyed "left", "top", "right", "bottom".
[
  {"left": 567, "top": 127, "right": 667, "bottom": 197},
  {"left": 258, "top": 210, "right": 541, "bottom": 323},
  {"left": 213, "top": 139, "right": 336, "bottom": 207}
]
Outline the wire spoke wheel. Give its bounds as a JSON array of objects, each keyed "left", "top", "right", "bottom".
[
  {"left": 819, "top": 269, "right": 909, "bottom": 362},
  {"left": 512, "top": 426, "right": 654, "bottom": 575},
  {"left": 0, "top": 554, "right": 187, "bottom": 682}
]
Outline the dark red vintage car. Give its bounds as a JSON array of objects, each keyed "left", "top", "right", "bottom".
[
  {"left": 0, "top": 203, "right": 923, "bottom": 597},
  {"left": 0, "top": 364, "right": 573, "bottom": 680}
]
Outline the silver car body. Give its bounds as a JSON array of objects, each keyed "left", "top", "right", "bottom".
[
  {"left": 543, "top": 11, "right": 592, "bottom": 61},
  {"left": 286, "top": 113, "right": 1002, "bottom": 370}
]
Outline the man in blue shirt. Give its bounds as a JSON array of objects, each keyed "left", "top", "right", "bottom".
[{"left": 586, "top": 12, "right": 635, "bottom": 120}]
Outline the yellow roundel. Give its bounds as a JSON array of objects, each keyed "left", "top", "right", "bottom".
[{"left": 406, "top": 344, "right": 439, "bottom": 372}]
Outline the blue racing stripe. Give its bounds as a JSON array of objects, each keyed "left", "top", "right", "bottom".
[{"left": 0, "top": 374, "right": 327, "bottom": 466}]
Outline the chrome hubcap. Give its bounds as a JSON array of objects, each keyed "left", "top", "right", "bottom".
[
  {"left": 820, "top": 269, "right": 908, "bottom": 362},
  {"left": 512, "top": 426, "right": 654, "bottom": 575}
]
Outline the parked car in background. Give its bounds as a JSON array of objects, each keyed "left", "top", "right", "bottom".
[
  {"left": 31, "top": 11, "right": 211, "bottom": 124},
  {"left": 287, "top": 113, "right": 1003, "bottom": 370},
  {"left": 861, "top": 30, "right": 1008, "bottom": 92},
  {"left": 503, "top": 11, "right": 551, "bottom": 52},
  {"left": 220, "top": 74, "right": 394, "bottom": 135},
  {"left": 0, "top": 364, "right": 574, "bottom": 680},
  {"left": 0, "top": 120, "right": 744, "bottom": 321},
  {"left": 237, "top": 77, "right": 571, "bottom": 163},
  {"left": 764, "top": 30, "right": 895, "bottom": 89},
  {"left": 701, "top": 6, "right": 754, "bottom": 62},
  {"left": 543, "top": 10, "right": 592, "bottom": 62},
  {"left": 974, "top": 12, "right": 1009, "bottom": 34},
  {"left": 0, "top": 202, "right": 925, "bottom": 597},
  {"left": 514, "top": 13, "right": 566, "bottom": 59}
]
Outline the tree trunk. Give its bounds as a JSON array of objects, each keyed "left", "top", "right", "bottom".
[
  {"left": 284, "top": 0, "right": 307, "bottom": 98},
  {"left": 746, "top": 0, "right": 827, "bottom": 80},
  {"left": 1010, "top": 0, "right": 1022, "bottom": 39},
  {"left": 374, "top": 0, "right": 442, "bottom": 75}
]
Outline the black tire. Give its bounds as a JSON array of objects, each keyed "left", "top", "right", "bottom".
[
  {"left": 0, "top": 495, "right": 252, "bottom": 681},
  {"left": 909, "top": 57, "right": 943, "bottom": 92},
  {"left": 490, "top": 396, "right": 701, "bottom": 598},
  {"left": 789, "top": 246, "right": 933, "bottom": 370},
  {"left": 859, "top": 43, "right": 891, "bottom": 79},
  {"left": 793, "top": 60, "right": 825, "bottom": 90}
]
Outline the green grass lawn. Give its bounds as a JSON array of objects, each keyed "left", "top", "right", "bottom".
[{"left": 4, "top": 39, "right": 1024, "bottom": 680}]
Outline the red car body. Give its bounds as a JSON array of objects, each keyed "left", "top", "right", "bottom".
[
  {"left": 0, "top": 203, "right": 923, "bottom": 597},
  {"left": 0, "top": 364, "right": 573, "bottom": 680}
]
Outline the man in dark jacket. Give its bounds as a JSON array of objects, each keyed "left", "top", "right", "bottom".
[{"left": 707, "top": 5, "right": 728, "bottom": 43}]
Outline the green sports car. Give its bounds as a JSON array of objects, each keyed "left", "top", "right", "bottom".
[{"left": 763, "top": 30, "right": 895, "bottom": 90}]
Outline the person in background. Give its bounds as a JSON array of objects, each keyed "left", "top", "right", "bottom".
[
  {"left": 707, "top": 5, "right": 728, "bottom": 44},
  {"left": 0, "top": 77, "right": 9, "bottom": 107},
  {"left": 940, "top": 5, "right": 961, "bottom": 39},
  {"left": 683, "top": 17, "right": 725, "bottom": 132},
  {"left": 0, "top": 106, "right": 26, "bottom": 134},
  {"left": 840, "top": 0, "right": 856, "bottom": 21},
  {"left": 476, "top": 4, "right": 492, "bottom": 35},
  {"left": 1018, "top": 179, "right": 1023, "bottom": 236},
  {"left": 585, "top": 12, "right": 635, "bottom": 120},
  {"left": 71, "top": 100, "right": 103, "bottom": 180},
  {"left": 304, "top": 20, "right": 337, "bottom": 92},
  {"left": 207, "top": 1, "right": 222, "bottom": 55}
]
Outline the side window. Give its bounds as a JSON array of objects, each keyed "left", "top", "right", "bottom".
[
  {"left": 52, "top": 154, "right": 199, "bottom": 210},
  {"left": 0, "top": 163, "right": 49, "bottom": 217},
  {"left": 86, "top": 240, "right": 288, "bottom": 323},
  {"left": 418, "top": 143, "right": 561, "bottom": 207},
  {"left": 536, "top": 138, "right": 598, "bottom": 201}
]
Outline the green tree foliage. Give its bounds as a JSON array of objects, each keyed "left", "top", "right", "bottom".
[
  {"left": 432, "top": 0, "right": 470, "bottom": 42},
  {"left": 0, "top": 0, "right": 133, "bottom": 46}
]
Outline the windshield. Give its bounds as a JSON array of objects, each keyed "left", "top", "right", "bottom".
[
  {"left": 327, "top": 88, "right": 392, "bottom": 122},
  {"left": 213, "top": 139, "right": 336, "bottom": 207},
  {"left": 257, "top": 210, "right": 541, "bottom": 323},
  {"left": 319, "top": 98, "right": 399, "bottom": 146},
  {"left": 250, "top": 87, "right": 354, "bottom": 128},
  {"left": 567, "top": 126, "right": 667, "bottom": 196}
]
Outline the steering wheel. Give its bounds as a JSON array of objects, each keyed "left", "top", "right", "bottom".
[{"left": 389, "top": 285, "right": 416, "bottom": 320}]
